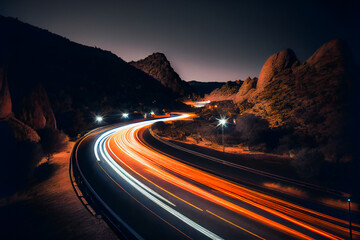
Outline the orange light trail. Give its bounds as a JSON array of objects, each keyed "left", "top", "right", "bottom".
[{"left": 95, "top": 114, "right": 359, "bottom": 239}]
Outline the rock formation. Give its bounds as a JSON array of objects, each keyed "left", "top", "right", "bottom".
[
  {"left": 0, "top": 67, "right": 40, "bottom": 143},
  {"left": 6, "top": 117, "right": 40, "bottom": 142},
  {"left": 15, "top": 85, "right": 57, "bottom": 130},
  {"left": 0, "top": 68, "right": 12, "bottom": 118},
  {"left": 129, "top": 53, "right": 195, "bottom": 98},
  {"left": 256, "top": 49, "right": 299, "bottom": 91},
  {"left": 235, "top": 77, "right": 257, "bottom": 103},
  {"left": 205, "top": 80, "right": 243, "bottom": 101},
  {"left": 306, "top": 39, "right": 349, "bottom": 68},
  {"left": 239, "top": 39, "right": 352, "bottom": 161}
]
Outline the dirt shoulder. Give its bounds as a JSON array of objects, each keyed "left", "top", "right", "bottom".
[{"left": 0, "top": 142, "right": 118, "bottom": 240}]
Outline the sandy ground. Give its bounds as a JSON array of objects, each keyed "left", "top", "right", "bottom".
[{"left": 0, "top": 142, "right": 118, "bottom": 240}]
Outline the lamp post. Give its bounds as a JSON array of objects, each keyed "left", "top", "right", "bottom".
[
  {"left": 348, "top": 198, "right": 352, "bottom": 240},
  {"left": 95, "top": 115, "right": 103, "bottom": 123},
  {"left": 218, "top": 117, "right": 227, "bottom": 152}
]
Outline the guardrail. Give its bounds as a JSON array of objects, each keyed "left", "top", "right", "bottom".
[
  {"left": 69, "top": 135, "right": 141, "bottom": 240},
  {"left": 68, "top": 116, "right": 182, "bottom": 240}
]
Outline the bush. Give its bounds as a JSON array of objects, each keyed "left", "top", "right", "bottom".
[
  {"left": 37, "top": 128, "right": 69, "bottom": 161},
  {"left": 291, "top": 148, "right": 324, "bottom": 178},
  {"left": 235, "top": 114, "right": 272, "bottom": 151},
  {"left": 0, "top": 122, "right": 43, "bottom": 197}
]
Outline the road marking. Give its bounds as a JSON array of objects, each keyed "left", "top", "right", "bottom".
[
  {"left": 206, "top": 210, "right": 266, "bottom": 240},
  {"left": 94, "top": 119, "right": 224, "bottom": 240},
  {"left": 96, "top": 160, "right": 193, "bottom": 240},
  {"left": 139, "top": 169, "right": 204, "bottom": 212},
  {"left": 108, "top": 134, "right": 203, "bottom": 212}
]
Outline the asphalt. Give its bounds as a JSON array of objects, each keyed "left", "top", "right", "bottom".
[{"left": 73, "top": 117, "right": 359, "bottom": 240}]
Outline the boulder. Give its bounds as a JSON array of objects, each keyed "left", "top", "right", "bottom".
[
  {"left": 16, "top": 85, "right": 57, "bottom": 130},
  {"left": 235, "top": 77, "right": 257, "bottom": 103},
  {"left": 257, "top": 49, "right": 298, "bottom": 90},
  {"left": 306, "top": 39, "right": 348, "bottom": 68},
  {"left": 6, "top": 117, "right": 40, "bottom": 143}
]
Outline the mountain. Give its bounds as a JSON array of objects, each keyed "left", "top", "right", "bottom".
[
  {"left": 188, "top": 81, "right": 226, "bottom": 98},
  {"left": 205, "top": 80, "right": 243, "bottom": 101},
  {"left": 238, "top": 39, "right": 354, "bottom": 162},
  {"left": 129, "top": 53, "right": 195, "bottom": 98},
  {"left": 0, "top": 16, "right": 182, "bottom": 136}
]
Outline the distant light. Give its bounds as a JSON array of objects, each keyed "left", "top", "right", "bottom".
[
  {"left": 218, "top": 118, "right": 227, "bottom": 126},
  {"left": 150, "top": 111, "right": 155, "bottom": 115},
  {"left": 348, "top": 198, "right": 351, "bottom": 202},
  {"left": 122, "top": 113, "right": 129, "bottom": 118},
  {"left": 194, "top": 100, "right": 211, "bottom": 108},
  {"left": 95, "top": 116, "right": 103, "bottom": 123}
]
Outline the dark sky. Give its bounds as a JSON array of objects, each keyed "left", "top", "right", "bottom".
[{"left": 0, "top": 0, "right": 359, "bottom": 82}]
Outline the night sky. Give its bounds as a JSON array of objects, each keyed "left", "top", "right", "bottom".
[{"left": 0, "top": 0, "right": 359, "bottom": 82}]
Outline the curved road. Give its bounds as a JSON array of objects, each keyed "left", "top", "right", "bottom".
[{"left": 73, "top": 114, "right": 359, "bottom": 240}]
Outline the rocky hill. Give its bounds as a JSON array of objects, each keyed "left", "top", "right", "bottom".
[
  {"left": 0, "top": 16, "right": 185, "bottom": 194},
  {"left": 0, "top": 16, "right": 183, "bottom": 136},
  {"left": 129, "top": 53, "right": 195, "bottom": 98},
  {"left": 205, "top": 80, "right": 243, "bottom": 101},
  {"left": 238, "top": 39, "right": 354, "bottom": 162},
  {"left": 195, "top": 39, "right": 354, "bottom": 163}
]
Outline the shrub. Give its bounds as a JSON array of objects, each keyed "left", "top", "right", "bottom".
[
  {"left": 37, "top": 128, "right": 69, "bottom": 161},
  {"left": 291, "top": 148, "right": 324, "bottom": 178},
  {"left": 0, "top": 122, "right": 43, "bottom": 197}
]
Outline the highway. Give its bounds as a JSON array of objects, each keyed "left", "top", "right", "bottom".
[{"left": 73, "top": 114, "right": 360, "bottom": 239}]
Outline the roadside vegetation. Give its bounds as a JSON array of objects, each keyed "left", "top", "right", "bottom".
[
  {"left": 152, "top": 101, "right": 358, "bottom": 195},
  {"left": 0, "top": 124, "right": 68, "bottom": 198}
]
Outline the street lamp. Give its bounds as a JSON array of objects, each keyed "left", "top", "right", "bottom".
[
  {"left": 95, "top": 115, "right": 103, "bottom": 123},
  {"left": 348, "top": 198, "right": 352, "bottom": 240},
  {"left": 122, "top": 113, "right": 129, "bottom": 118},
  {"left": 217, "top": 117, "right": 227, "bottom": 152}
]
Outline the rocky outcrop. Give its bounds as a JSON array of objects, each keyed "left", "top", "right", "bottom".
[
  {"left": 235, "top": 77, "right": 257, "bottom": 103},
  {"left": 15, "top": 85, "right": 57, "bottom": 130},
  {"left": 205, "top": 80, "right": 242, "bottom": 101},
  {"left": 129, "top": 53, "right": 195, "bottom": 98},
  {"left": 256, "top": 49, "right": 299, "bottom": 91},
  {"left": 5, "top": 117, "right": 40, "bottom": 142},
  {"left": 240, "top": 39, "right": 352, "bottom": 161},
  {"left": 306, "top": 39, "right": 348, "bottom": 68},
  {"left": 0, "top": 68, "right": 12, "bottom": 118}
]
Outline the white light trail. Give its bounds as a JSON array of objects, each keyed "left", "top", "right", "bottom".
[{"left": 93, "top": 114, "right": 223, "bottom": 240}]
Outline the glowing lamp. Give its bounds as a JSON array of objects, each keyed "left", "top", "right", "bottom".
[{"left": 95, "top": 116, "right": 103, "bottom": 123}]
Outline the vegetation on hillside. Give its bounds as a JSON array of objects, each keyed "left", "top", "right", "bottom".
[{"left": 152, "top": 100, "right": 357, "bottom": 187}]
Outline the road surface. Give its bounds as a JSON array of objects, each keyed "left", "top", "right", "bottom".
[{"left": 73, "top": 114, "right": 359, "bottom": 239}]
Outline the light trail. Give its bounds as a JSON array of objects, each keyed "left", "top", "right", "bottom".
[
  {"left": 94, "top": 114, "right": 223, "bottom": 240},
  {"left": 93, "top": 114, "right": 359, "bottom": 240}
]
